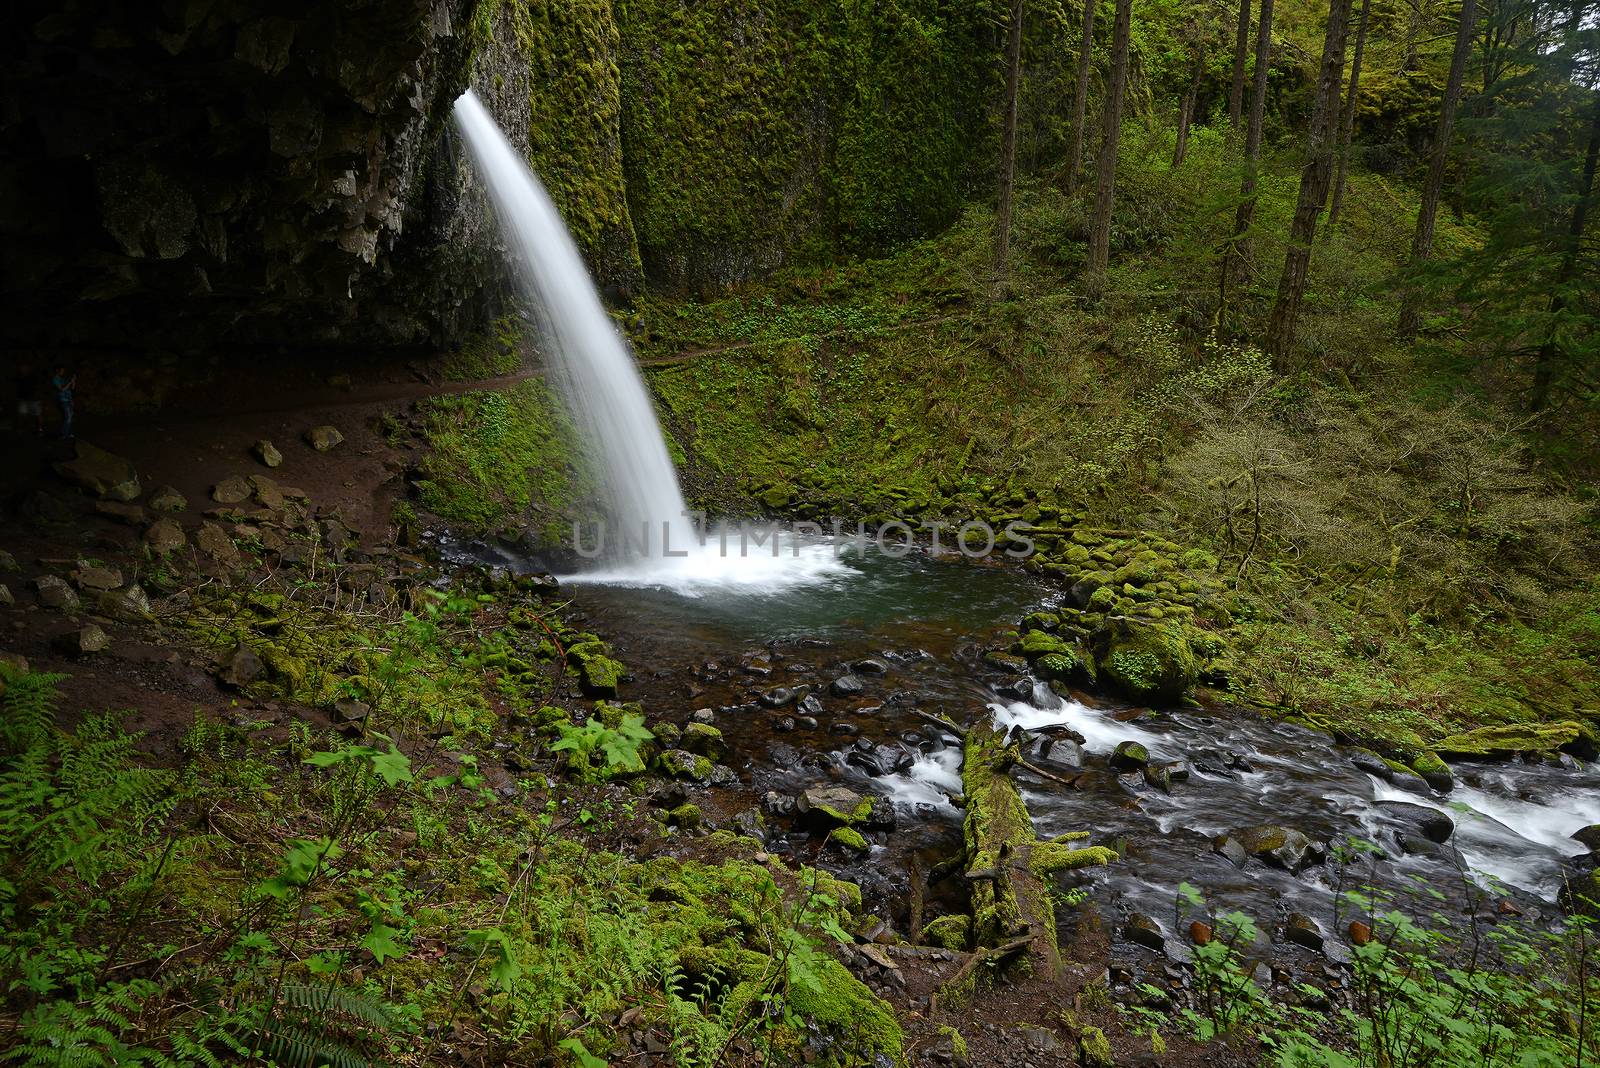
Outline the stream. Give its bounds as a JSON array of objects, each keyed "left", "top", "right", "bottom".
[{"left": 443, "top": 533, "right": 1600, "bottom": 978}]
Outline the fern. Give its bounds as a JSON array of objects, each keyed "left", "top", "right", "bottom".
[
  {"left": 239, "top": 979, "right": 402, "bottom": 1068},
  {"left": 0, "top": 665, "right": 66, "bottom": 754}
]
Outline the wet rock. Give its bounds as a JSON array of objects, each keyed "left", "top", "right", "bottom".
[
  {"left": 830, "top": 674, "right": 864, "bottom": 697},
  {"left": 254, "top": 439, "right": 284, "bottom": 467},
  {"left": 1108, "top": 740, "right": 1150, "bottom": 772},
  {"left": 773, "top": 716, "right": 796, "bottom": 732},
  {"left": 982, "top": 650, "right": 1028, "bottom": 673},
  {"left": 994, "top": 676, "right": 1033, "bottom": 700},
  {"left": 796, "top": 785, "right": 867, "bottom": 828},
  {"left": 1124, "top": 912, "right": 1167, "bottom": 952},
  {"left": 148, "top": 485, "right": 187, "bottom": 513},
  {"left": 33, "top": 575, "right": 80, "bottom": 613},
  {"left": 681, "top": 722, "right": 727, "bottom": 760},
  {"left": 758, "top": 686, "right": 796, "bottom": 708},
  {"left": 306, "top": 425, "right": 345, "bottom": 451},
  {"left": 1284, "top": 913, "right": 1326, "bottom": 953},
  {"left": 797, "top": 693, "right": 824, "bottom": 716},
  {"left": 218, "top": 644, "right": 265, "bottom": 687},
  {"left": 0, "top": 585, "right": 12, "bottom": 607},
  {"left": 331, "top": 699, "right": 370, "bottom": 724},
  {"left": 1223, "top": 826, "right": 1326, "bottom": 873},
  {"left": 855, "top": 658, "right": 888, "bottom": 674},
  {"left": 762, "top": 790, "right": 796, "bottom": 818},
  {"left": 54, "top": 441, "right": 140, "bottom": 501},
  {"left": 728, "top": 808, "right": 765, "bottom": 842},
  {"left": 95, "top": 501, "right": 146, "bottom": 525},
  {"left": 72, "top": 563, "right": 123, "bottom": 592},
  {"left": 98, "top": 585, "right": 152, "bottom": 621},
  {"left": 689, "top": 707, "right": 716, "bottom": 724},
  {"left": 0, "top": 551, "right": 16, "bottom": 572},
  {"left": 567, "top": 641, "right": 623, "bottom": 699},
  {"left": 196, "top": 522, "right": 240, "bottom": 564},
  {"left": 1572, "top": 825, "right": 1600, "bottom": 852},
  {"left": 211, "top": 475, "right": 252, "bottom": 505},
  {"left": 828, "top": 721, "right": 858, "bottom": 736},
  {"left": 144, "top": 519, "right": 186, "bottom": 554},
  {"left": 1376, "top": 800, "right": 1454, "bottom": 843},
  {"left": 656, "top": 749, "right": 713, "bottom": 782},
  {"left": 63, "top": 624, "right": 110, "bottom": 656},
  {"left": 1035, "top": 736, "right": 1086, "bottom": 770},
  {"left": 1141, "top": 764, "right": 1174, "bottom": 792},
  {"left": 250, "top": 475, "right": 285, "bottom": 510}
]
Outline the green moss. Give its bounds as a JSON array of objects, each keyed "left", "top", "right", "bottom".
[
  {"left": 830, "top": 826, "right": 869, "bottom": 853},
  {"left": 1078, "top": 1026, "right": 1114, "bottom": 1068},
  {"left": 667, "top": 803, "right": 702, "bottom": 829},
  {"left": 656, "top": 750, "right": 713, "bottom": 781},
  {"left": 567, "top": 640, "right": 624, "bottom": 698},
  {"left": 414, "top": 379, "right": 592, "bottom": 538},
  {"left": 1097, "top": 622, "right": 1201, "bottom": 705},
  {"left": 938, "top": 1026, "right": 969, "bottom": 1063},
  {"left": 1432, "top": 721, "right": 1584, "bottom": 758},
  {"left": 1017, "top": 629, "right": 1073, "bottom": 659},
  {"left": 785, "top": 957, "right": 904, "bottom": 1065},
  {"left": 922, "top": 913, "right": 972, "bottom": 951}
]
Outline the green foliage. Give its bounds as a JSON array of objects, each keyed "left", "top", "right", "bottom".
[
  {"left": 414, "top": 377, "right": 594, "bottom": 536},
  {"left": 550, "top": 711, "right": 653, "bottom": 781}
]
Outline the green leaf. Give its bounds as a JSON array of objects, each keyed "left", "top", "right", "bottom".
[
  {"left": 558, "top": 1037, "right": 608, "bottom": 1068},
  {"left": 361, "top": 922, "right": 408, "bottom": 965}
]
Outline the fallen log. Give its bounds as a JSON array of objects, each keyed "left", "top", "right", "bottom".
[{"left": 957, "top": 720, "right": 1116, "bottom": 979}]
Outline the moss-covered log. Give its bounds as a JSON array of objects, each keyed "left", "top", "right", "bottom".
[{"left": 957, "top": 721, "right": 1116, "bottom": 978}]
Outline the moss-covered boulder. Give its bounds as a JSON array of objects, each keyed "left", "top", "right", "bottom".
[
  {"left": 567, "top": 640, "right": 624, "bottom": 699},
  {"left": 785, "top": 956, "right": 904, "bottom": 1065},
  {"left": 1016, "top": 629, "right": 1073, "bottom": 660},
  {"left": 1095, "top": 621, "right": 1200, "bottom": 705},
  {"left": 1432, "top": 721, "right": 1585, "bottom": 760}
]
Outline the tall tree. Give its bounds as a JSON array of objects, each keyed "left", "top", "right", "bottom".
[
  {"left": 1218, "top": 0, "right": 1275, "bottom": 315},
  {"left": 1531, "top": 95, "right": 1600, "bottom": 412},
  {"left": 1264, "top": 0, "right": 1353, "bottom": 359},
  {"left": 994, "top": 0, "right": 1025, "bottom": 282},
  {"left": 1397, "top": 0, "right": 1480, "bottom": 337},
  {"left": 1175, "top": 53, "right": 1207, "bottom": 167},
  {"left": 1326, "top": 0, "right": 1372, "bottom": 230},
  {"left": 1227, "top": 0, "right": 1252, "bottom": 126},
  {"left": 1087, "top": 0, "right": 1134, "bottom": 278},
  {"left": 1065, "top": 0, "right": 1097, "bottom": 196}
]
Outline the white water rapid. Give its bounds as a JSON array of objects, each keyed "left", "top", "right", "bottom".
[{"left": 453, "top": 90, "right": 851, "bottom": 595}]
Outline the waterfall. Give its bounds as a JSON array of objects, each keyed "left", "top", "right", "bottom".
[
  {"left": 452, "top": 89, "right": 690, "bottom": 558},
  {"left": 453, "top": 91, "right": 850, "bottom": 596}
]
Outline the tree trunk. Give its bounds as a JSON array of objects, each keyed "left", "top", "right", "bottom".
[
  {"left": 1531, "top": 96, "right": 1600, "bottom": 413},
  {"left": 1264, "top": 0, "right": 1353, "bottom": 360},
  {"left": 1175, "top": 55, "right": 1205, "bottom": 167},
  {"left": 1228, "top": 0, "right": 1252, "bottom": 127},
  {"left": 951, "top": 722, "right": 1115, "bottom": 983},
  {"left": 1087, "top": 0, "right": 1133, "bottom": 278},
  {"left": 1218, "top": 0, "right": 1275, "bottom": 316},
  {"left": 1326, "top": 0, "right": 1371, "bottom": 230},
  {"left": 1397, "top": 0, "right": 1479, "bottom": 338},
  {"left": 994, "top": 0, "right": 1025, "bottom": 284},
  {"left": 1065, "top": 0, "right": 1097, "bottom": 196}
]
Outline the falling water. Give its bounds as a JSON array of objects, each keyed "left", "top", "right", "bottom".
[
  {"left": 453, "top": 90, "right": 690, "bottom": 557},
  {"left": 453, "top": 91, "right": 852, "bottom": 594}
]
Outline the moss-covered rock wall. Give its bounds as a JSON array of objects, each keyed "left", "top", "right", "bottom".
[{"left": 615, "top": 0, "right": 1004, "bottom": 291}]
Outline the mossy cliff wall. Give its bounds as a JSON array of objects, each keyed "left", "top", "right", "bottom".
[{"left": 615, "top": 0, "right": 1003, "bottom": 291}]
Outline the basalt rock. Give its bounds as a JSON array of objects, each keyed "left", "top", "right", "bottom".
[
  {"left": 1221, "top": 826, "right": 1326, "bottom": 874},
  {"left": 305, "top": 426, "right": 345, "bottom": 452},
  {"left": 53, "top": 442, "right": 140, "bottom": 501},
  {"left": 33, "top": 575, "right": 80, "bottom": 613},
  {"left": 144, "top": 519, "right": 186, "bottom": 555}
]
